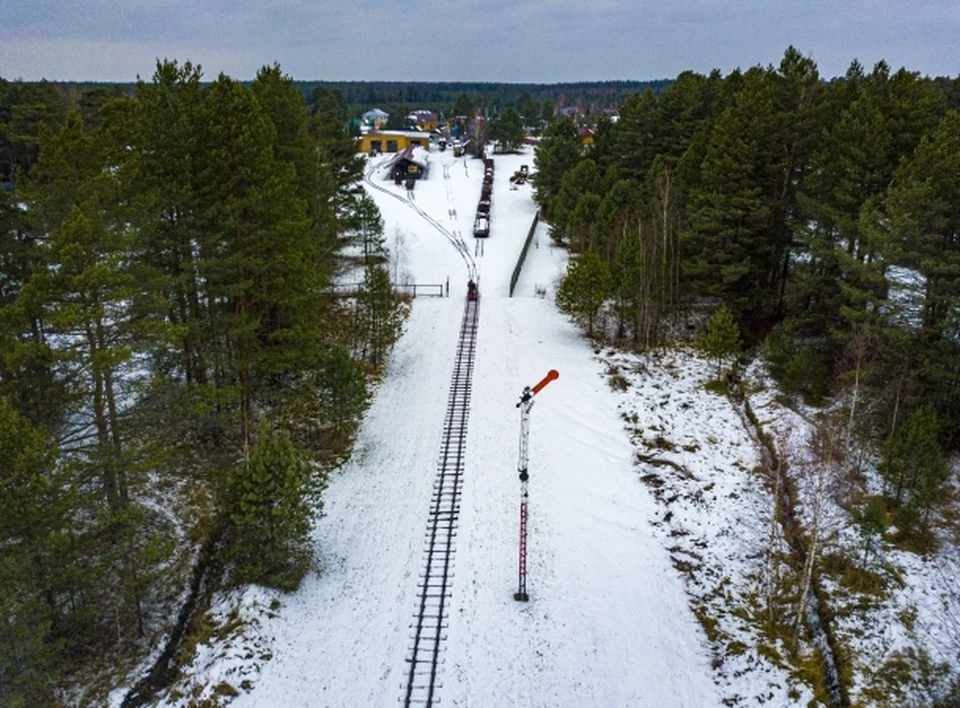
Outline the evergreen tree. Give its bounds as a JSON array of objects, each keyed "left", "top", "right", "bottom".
[
  {"left": 355, "top": 264, "right": 404, "bottom": 367},
  {"left": 134, "top": 60, "right": 209, "bottom": 388},
  {"left": 531, "top": 117, "right": 582, "bottom": 216},
  {"left": 614, "top": 88, "right": 660, "bottom": 181},
  {"left": 489, "top": 107, "right": 525, "bottom": 153},
  {"left": 881, "top": 406, "right": 946, "bottom": 535},
  {"left": 568, "top": 193, "right": 602, "bottom": 254},
  {"left": 451, "top": 92, "right": 474, "bottom": 120},
  {"left": 701, "top": 304, "right": 741, "bottom": 378},
  {"left": 2, "top": 80, "right": 67, "bottom": 180},
  {"left": 226, "top": 421, "right": 321, "bottom": 589},
  {"left": 594, "top": 179, "right": 641, "bottom": 263},
  {"left": 549, "top": 158, "right": 601, "bottom": 246},
  {"left": 557, "top": 249, "right": 612, "bottom": 337},
  {"left": 0, "top": 396, "right": 63, "bottom": 707},
  {"left": 194, "top": 74, "right": 323, "bottom": 449},
  {"left": 518, "top": 93, "right": 541, "bottom": 128},
  {"left": 682, "top": 68, "right": 775, "bottom": 321},
  {"left": 252, "top": 63, "right": 319, "bottom": 213},
  {"left": 611, "top": 226, "right": 642, "bottom": 340},
  {"left": 353, "top": 194, "right": 386, "bottom": 263},
  {"left": 307, "top": 83, "right": 365, "bottom": 244},
  {"left": 654, "top": 71, "right": 715, "bottom": 165},
  {"left": 319, "top": 346, "right": 369, "bottom": 449},
  {"left": 19, "top": 109, "right": 155, "bottom": 508},
  {"left": 886, "top": 111, "right": 960, "bottom": 443},
  {"left": 793, "top": 90, "right": 892, "bottom": 350}
]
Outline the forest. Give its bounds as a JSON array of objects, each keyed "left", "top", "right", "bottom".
[
  {"left": 540, "top": 47, "right": 960, "bottom": 556},
  {"left": 0, "top": 62, "right": 405, "bottom": 705}
]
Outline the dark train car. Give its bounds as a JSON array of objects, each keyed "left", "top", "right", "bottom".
[{"left": 473, "top": 214, "right": 489, "bottom": 237}]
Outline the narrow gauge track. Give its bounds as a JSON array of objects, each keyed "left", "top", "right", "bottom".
[
  {"left": 364, "top": 159, "right": 478, "bottom": 282},
  {"left": 401, "top": 296, "right": 479, "bottom": 707}
]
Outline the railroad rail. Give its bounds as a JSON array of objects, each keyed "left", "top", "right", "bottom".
[
  {"left": 401, "top": 296, "right": 479, "bottom": 707},
  {"left": 364, "top": 158, "right": 478, "bottom": 282}
]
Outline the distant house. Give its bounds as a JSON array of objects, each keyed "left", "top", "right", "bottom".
[
  {"left": 578, "top": 126, "right": 595, "bottom": 147},
  {"left": 602, "top": 108, "right": 621, "bottom": 122},
  {"left": 362, "top": 108, "right": 390, "bottom": 129},
  {"left": 384, "top": 144, "right": 430, "bottom": 181},
  {"left": 406, "top": 109, "right": 439, "bottom": 132},
  {"left": 357, "top": 130, "right": 431, "bottom": 155},
  {"left": 557, "top": 106, "right": 580, "bottom": 120}
]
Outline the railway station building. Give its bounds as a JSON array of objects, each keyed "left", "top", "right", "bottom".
[
  {"left": 357, "top": 130, "right": 432, "bottom": 155},
  {"left": 383, "top": 145, "right": 430, "bottom": 181}
]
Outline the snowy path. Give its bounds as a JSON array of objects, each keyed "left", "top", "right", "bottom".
[{"left": 233, "top": 148, "right": 720, "bottom": 707}]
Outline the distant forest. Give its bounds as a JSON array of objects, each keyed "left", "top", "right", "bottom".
[{"left": 290, "top": 79, "right": 675, "bottom": 114}]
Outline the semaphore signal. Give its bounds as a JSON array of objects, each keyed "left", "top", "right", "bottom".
[{"left": 513, "top": 369, "right": 559, "bottom": 602}]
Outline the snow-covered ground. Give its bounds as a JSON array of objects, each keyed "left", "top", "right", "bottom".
[{"left": 150, "top": 145, "right": 959, "bottom": 707}]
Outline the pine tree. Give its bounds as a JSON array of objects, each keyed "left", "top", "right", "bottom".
[
  {"left": 531, "top": 118, "right": 582, "bottom": 216},
  {"left": 701, "top": 304, "right": 741, "bottom": 379},
  {"left": 549, "top": 158, "right": 601, "bottom": 247},
  {"left": 0, "top": 396, "right": 63, "bottom": 707},
  {"left": 682, "top": 68, "right": 775, "bottom": 321},
  {"left": 194, "top": 74, "right": 323, "bottom": 449},
  {"left": 134, "top": 60, "right": 209, "bottom": 387},
  {"left": 319, "top": 346, "right": 369, "bottom": 449},
  {"left": 355, "top": 264, "right": 405, "bottom": 367},
  {"left": 226, "top": 421, "right": 321, "bottom": 589},
  {"left": 886, "top": 110, "right": 960, "bottom": 443},
  {"left": 881, "top": 406, "right": 943, "bottom": 511},
  {"left": 611, "top": 226, "right": 642, "bottom": 340},
  {"left": 353, "top": 194, "right": 386, "bottom": 263},
  {"left": 654, "top": 71, "right": 715, "bottom": 165},
  {"left": 306, "top": 80, "right": 365, "bottom": 244},
  {"left": 557, "top": 249, "right": 612, "bottom": 338},
  {"left": 568, "top": 193, "right": 602, "bottom": 254},
  {"left": 252, "top": 63, "right": 321, "bottom": 220},
  {"left": 614, "top": 88, "right": 660, "bottom": 181},
  {"left": 20, "top": 109, "right": 157, "bottom": 511},
  {"left": 594, "top": 179, "right": 640, "bottom": 264},
  {"left": 489, "top": 107, "right": 525, "bottom": 153}
]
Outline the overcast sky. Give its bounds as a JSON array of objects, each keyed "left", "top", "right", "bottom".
[{"left": 1, "top": 0, "right": 958, "bottom": 84}]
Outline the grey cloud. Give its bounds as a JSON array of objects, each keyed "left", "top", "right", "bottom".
[{"left": 1, "top": 0, "right": 957, "bottom": 82}]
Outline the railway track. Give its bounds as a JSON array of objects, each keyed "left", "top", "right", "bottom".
[
  {"left": 364, "top": 158, "right": 478, "bottom": 282},
  {"left": 401, "top": 296, "right": 479, "bottom": 707}
]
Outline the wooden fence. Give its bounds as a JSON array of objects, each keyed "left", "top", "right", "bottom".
[
  {"left": 328, "top": 282, "right": 445, "bottom": 298},
  {"left": 508, "top": 213, "right": 540, "bottom": 297}
]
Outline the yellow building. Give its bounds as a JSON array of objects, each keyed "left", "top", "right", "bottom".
[{"left": 358, "top": 130, "right": 431, "bottom": 155}]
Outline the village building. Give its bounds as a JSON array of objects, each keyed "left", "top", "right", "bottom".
[
  {"left": 361, "top": 108, "right": 390, "bottom": 130},
  {"left": 406, "top": 109, "right": 439, "bottom": 132},
  {"left": 357, "top": 130, "right": 431, "bottom": 155},
  {"left": 384, "top": 144, "right": 430, "bottom": 182}
]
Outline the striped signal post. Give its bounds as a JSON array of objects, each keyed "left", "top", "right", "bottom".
[{"left": 514, "top": 369, "right": 559, "bottom": 602}]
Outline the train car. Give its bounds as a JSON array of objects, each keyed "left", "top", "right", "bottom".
[
  {"left": 473, "top": 214, "right": 489, "bottom": 238},
  {"left": 467, "top": 279, "right": 479, "bottom": 300}
]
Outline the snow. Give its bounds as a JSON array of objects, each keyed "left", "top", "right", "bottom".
[{"left": 150, "top": 145, "right": 960, "bottom": 707}]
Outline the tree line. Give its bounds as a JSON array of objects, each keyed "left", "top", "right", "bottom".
[
  {"left": 0, "top": 61, "right": 404, "bottom": 705},
  {"left": 540, "top": 47, "right": 960, "bottom": 547}
]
